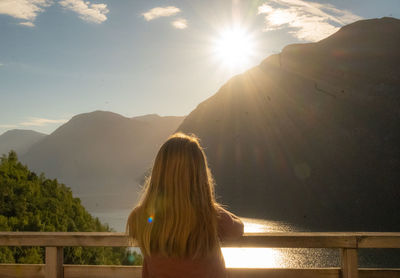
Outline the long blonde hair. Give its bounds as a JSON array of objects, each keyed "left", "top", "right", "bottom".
[{"left": 126, "top": 133, "right": 221, "bottom": 258}]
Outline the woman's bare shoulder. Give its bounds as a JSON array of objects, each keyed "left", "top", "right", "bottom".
[{"left": 215, "top": 205, "right": 244, "bottom": 240}]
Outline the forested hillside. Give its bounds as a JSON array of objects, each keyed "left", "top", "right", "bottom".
[{"left": 0, "top": 151, "right": 141, "bottom": 265}]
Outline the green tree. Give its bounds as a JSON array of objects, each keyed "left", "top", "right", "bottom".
[{"left": 0, "top": 151, "right": 142, "bottom": 265}]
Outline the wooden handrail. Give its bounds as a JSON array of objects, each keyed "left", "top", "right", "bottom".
[
  {"left": 1, "top": 232, "right": 400, "bottom": 248},
  {"left": 1, "top": 232, "right": 400, "bottom": 278}
]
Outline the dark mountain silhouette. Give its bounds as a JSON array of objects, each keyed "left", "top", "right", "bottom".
[
  {"left": 177, "top": 17, "right": 400, "bottom": 231},
  {"left": 21, "top": 111, "right": 184, "bottom": 211},
  {"left": 0, "top": 129, "right": 47, "bottom": 156}
]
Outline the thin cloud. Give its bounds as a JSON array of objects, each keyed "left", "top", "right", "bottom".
[
  {"left": 19, "top": 21, "right": 35, "bottom": 27},
  {"left": 0, "top": 0, "right": 108, "bottom": 26},
  {"left": 171, "top": 18, "right": 187, "bottom": 29},
  {"left": 0, "top": 124, "right": 18, "bottom": 129},
  {"left": 258, "top": 0, "right": 362, "bottom": 41},
  {"left": 0, "top": 0, "right": 52, "bottom": 26},
  {"left": 19, "top": 117, "right": 67, "bottom": 127},
  {"left": 59, "top": 0, "right": 109, "bottom": 23},
  {"left": 143, "top": 6, "right": 180, "bottom": 21}
]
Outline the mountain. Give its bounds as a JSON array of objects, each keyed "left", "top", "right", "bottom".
[
  {"left": 21, "top": 111, "right": 184, "bottom": 211},
  {"left": 0, "top": 129, "right": 47, "bottom": 156},
  {"left": 177, "top": 17, "right": 400, "bottom": 230}
]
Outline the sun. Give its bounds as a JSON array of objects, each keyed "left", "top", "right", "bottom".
[{"left": 213, "top": 27, "right": 256, "bottom": 70}]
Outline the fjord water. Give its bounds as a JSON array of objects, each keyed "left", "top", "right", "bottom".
[{"left": 222, "top": 218, "right": 340, "bottom": 268}]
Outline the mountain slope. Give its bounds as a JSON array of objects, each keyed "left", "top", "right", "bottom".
[
  {"left": 0, "top": 129, "right": 47, "bottom": 156},
  {"left": 21, "top": 111, "right": 184, "bottom": 211},
  {"left": 177, "top": 17, "right": 400, "bottom": 230}
]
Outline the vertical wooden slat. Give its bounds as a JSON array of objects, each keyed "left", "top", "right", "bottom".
[
  {"left": 45, "top": 247, "right": 63, "bottom": 278},
  {"left": 341, "top": 248, "right": 358, "bottom": 278}
]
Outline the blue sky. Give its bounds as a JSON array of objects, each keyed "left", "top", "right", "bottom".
[{"left": 0, "top": 0, "right": 399, "bottom": 134}]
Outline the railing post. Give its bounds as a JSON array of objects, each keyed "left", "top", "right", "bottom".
[
  {"left": 341, "top": 248, "right": 358, "bottom": 278},
  {"left": 45, "top": 247, "right": 63, "bottom": 278}
]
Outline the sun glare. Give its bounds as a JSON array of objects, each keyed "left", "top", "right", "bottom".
[{"left": 213, "top": 27, "right": 255, "bottom": 70}]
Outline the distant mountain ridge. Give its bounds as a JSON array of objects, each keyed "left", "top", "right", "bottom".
[
  {"left": 0, "top": 129, "right": 47, "bottom": 156},
  {"left": 177, "top": 17, "right": 400, "bottom": 230},
  {"left": 18, "top": 111, "right": 184, "bottom": 211}
]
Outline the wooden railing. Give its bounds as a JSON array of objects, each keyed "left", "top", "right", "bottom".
[{"left": 1, "top": 232, "right": 400, "bottom": 278}]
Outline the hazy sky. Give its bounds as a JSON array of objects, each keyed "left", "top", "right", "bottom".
[{"left": 0, "top": 0, "right": 399, "bottom": 134}]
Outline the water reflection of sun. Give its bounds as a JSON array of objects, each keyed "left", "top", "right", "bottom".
[
  {"left": 222, "top": 218, "right": 284, "bottom": 268},
  {"left": 222, "top": 248, "right": 282, "bottom": 268}
]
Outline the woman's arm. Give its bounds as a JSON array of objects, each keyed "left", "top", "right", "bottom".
[{"left": 217, "top": 206, "right": 244, "bottom": 241}]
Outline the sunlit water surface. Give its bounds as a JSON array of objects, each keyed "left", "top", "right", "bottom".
[
  {"left": 92, "top": 210, "right": 340, "bottom": 268},
  {"left": 222, "top": 217, "right": 339, "bottom": 268}
]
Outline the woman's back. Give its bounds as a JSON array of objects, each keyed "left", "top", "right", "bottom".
[
  {"left": 126, "top": 133, "right": 244, "bottom": 278},
  {"left": 141, "top": 207, "right": 243, "bottom": 278}
]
